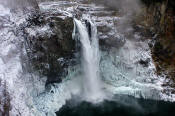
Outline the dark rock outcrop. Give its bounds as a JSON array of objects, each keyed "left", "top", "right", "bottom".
[
  {"left": 138, "top": 58, "right": 150, "bottom": 67},
  {"left": 0, "top": 81, "right": 11, "bottom": 116},
  {"left": 25, "top": 12, "right": 77, "bottom": 85}
]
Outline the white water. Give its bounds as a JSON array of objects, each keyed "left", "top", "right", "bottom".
[
  {"left": 73, "top": 18, "right": 105, "bottom": 102},
  {"left": 1, "top": 1, "right": 175, "bottom": 116}
]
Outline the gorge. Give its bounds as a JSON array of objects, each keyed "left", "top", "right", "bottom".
[{"left": 0, "top": 0, "right": 175, "bottom": 116}]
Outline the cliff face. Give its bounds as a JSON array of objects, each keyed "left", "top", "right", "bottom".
[
  {"left": 24, "top": 12, "right": 77, "bottom": 85},
  {"left": 139, "top": 0, "right": 175, "bottom": 85}
]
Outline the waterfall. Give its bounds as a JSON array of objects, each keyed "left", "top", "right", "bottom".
[{"left": 73, "top": 18, "right": 105, "bottom": 102}]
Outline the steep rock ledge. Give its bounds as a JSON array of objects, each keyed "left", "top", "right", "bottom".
[
  {"left": 24, "top": 12, "right": 77, "bottom": 85},
  {"left": 138, "top": 0, "right": 175, "bottom": 89}
]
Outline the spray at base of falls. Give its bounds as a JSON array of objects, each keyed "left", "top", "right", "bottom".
[{"left": 73, "top": 17, "right": 105, "bottom": 102}]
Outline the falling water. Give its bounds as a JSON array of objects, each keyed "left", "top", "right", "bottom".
[{"left": 73, "top": 18, "right": 105, "bottom": 102}]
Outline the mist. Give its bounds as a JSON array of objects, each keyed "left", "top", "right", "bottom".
[
  {"left": 0, "top": 0, "right": 39, "bottom": 9},
  {"left": 90, "top": 0, "right": 142, "bottom": 36},
  {"left": 92, "top": 0, "right": 141, "bottom": 13}
]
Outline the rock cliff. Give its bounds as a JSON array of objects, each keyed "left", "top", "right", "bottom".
[{"left": 138, "top": 0, "right": 175, "bottom": 89}]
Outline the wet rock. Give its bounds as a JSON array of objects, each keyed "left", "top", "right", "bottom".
[
  {"left": 85, "top": 20, "right": 92, "bottom": 38},
  {"left": 24, "top": 12, "right": 77, "bottom": 85},
  {"left": 26, "top": 13, "right": 45, "bottom": 26},
  {"left": 139, "top": 58, "right": 150, "bottom": 67}
]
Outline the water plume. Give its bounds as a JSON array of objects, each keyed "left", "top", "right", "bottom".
[{"left": 73, "top": 17, "right": 105, "bottom": 103}]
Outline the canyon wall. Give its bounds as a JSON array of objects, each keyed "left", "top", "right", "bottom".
[{"left": 138, "top": 0, "right": 175, "bottom": 86}]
